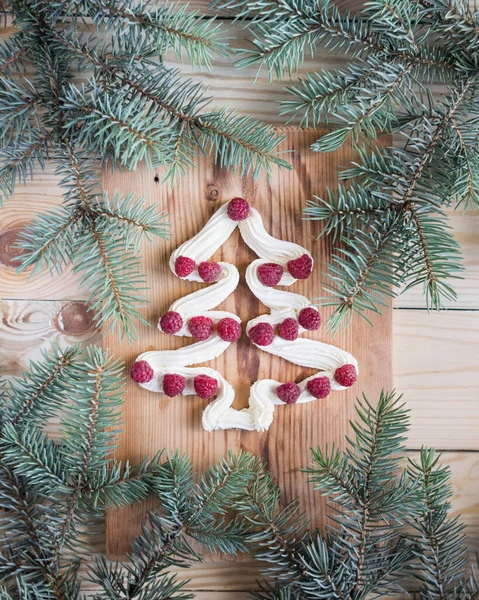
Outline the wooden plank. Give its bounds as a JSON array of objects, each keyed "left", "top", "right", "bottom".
[
  {"left": 394, "top": 309, "right": 479, "bottom": 450},
  {"left": 103, "top": 128, "right": 393, "bottom": 558},
  {"left": 0, "top": 299, "right": 100, "bottom": 376},
  {"left": 0, "top": 165, "right": 84, "bottom": 301}
]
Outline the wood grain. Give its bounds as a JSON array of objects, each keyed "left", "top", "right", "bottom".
[
  {"left": 0, "top": 165, "right": 85, "bottom": 301},
  {"left": 394, "top": 309, "right": 479, "bottom": 450},
  {"left": 0, "top": 299, "right": 100, "bottom": 376},
  {"left": 102, "top": 128, "right": 393, "bottom": 558}
]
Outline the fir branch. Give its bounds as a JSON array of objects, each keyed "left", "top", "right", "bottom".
[
  {"left": 0, "top": 130, "right": 50, "bottom": 205},
  {"left": 90, "top": 191, "right": 170, "bottom": 251},
  {"left": 280, "top": 64, "right": 378, "bottom": 127},
  {"left": 60, "top": 0, "right": 231, "bottom": 68},
  {"left": 0, "top": 35, "right": 26, "bottom": 74},
  {"left": 52, "top": 34, "right": 288, "bottom": 181},
  {"left": 236, "top": 6, "right": 381, "bottom": 79},
  {"left": 91, "top": 451, "right": 258, "bottom": 599},
  {"left": 232, "top": 0, "right": 479, "bottom": 329},
  {"left": 17, "top": 142, "right": 168, "bottom": 341},
  {"left": 0, "top": 0, "right": 285, "bottom": 340},
  {"left": 15, "top": 205, "right": 81, "bottom": 275},
  {"left": 5, "top": 345, "right": 81, "bottom": 428},
  {"left": 1, "top": 347, "right": 478, "bottom": 599},
  {"left": 0, "top": 465, "right": 66, "bottom": 599},
  {"left": 75, "top": 220, "right": 149, "bottom": 339},
  {"left": 312, "top": 61, "right": 414, "bottom": 152},
  {"left": 62, "top": 83, "right": 174, "bottom": 170},
  {"left": 233, "top": 465, "right": 309, "bottom": 581},
  {"left": 408, "top": 449, "right": 469, "bottom": 599},
  {"left": 83, "top": 454, "right": 164, "bottom": 509},
  {"left": 322, "top": 215, "right": 401, "bottom": 333}
]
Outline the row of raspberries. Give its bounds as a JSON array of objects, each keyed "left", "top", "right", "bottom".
[
  {"left": 175, "top": 256, "right": 223, "bottom": 282},
  {"left": 160, "top": 306, "right": 321, "bottom": 344},
  {"left": 177, "top": 253, "right": 313, "bottom": 284},
  {"left": 257, "top": 254, "right": 313, "bottom": 286},
  {"left": 160, "top": 312, "right": 241, "bottom": 342},
  {"left": 248, "top": 307, "right": 321, "bottom": 345},
  {"left": 275, "top": 364, "right": 358, "bottom": 404},
  {"left": 131, "top": 361, "right": 357, "bottom": 401},
  {"left": 130, "top": 363, "right": 219, "bottom": 399}
]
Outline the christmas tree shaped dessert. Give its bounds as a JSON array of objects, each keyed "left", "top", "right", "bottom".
[{"left": 131, "top": 198, "right": 358, "bottom": 431}]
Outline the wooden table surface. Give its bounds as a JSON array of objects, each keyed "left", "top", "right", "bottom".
[{"left": 0, "top": 6, "right": 478, "bottom": 598}]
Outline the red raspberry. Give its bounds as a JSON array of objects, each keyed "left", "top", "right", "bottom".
[
  {"left": 162, "top": 373, "right": 186, "bottom": 397},
  {"left": 248, "top": 322, "right": 275, "bottom": 346},
  {"left": 160, "top": 311, "right": 183, "bottom": 334},
  {"left": 131, "top": 360, "right": 154, "bottom": 383},
  {"left": 188, "top": 316, "right": 213, "bottom": 341},
  {"left": 257, "top": 263, "right": 283, "bottom": 287},
  {"left": 217, "top": 318, "right": 242, "bottom": 342},
  {"left": 227, "top": 197, "right": 250, "bottom": 221},
  {"left": 198, "top": 261, "right": 222, "bottom": 283},
  {"left": 335, "top": 364, "right": 358, "bottom": 387},
  {"left": 175, "top": 255, "right": 196, "bottom": 278},
  {"left": 307, "top": 376, "right": 331, "bottom": 399},
  {"left": 287, "top": 254, "right": 313, "bottom": 279},
  {"left": 298, "top": 307, "right": 321, "bottom": 331},
  {"left": 276, "top": 382, "right": 301, "bottom": 404},
  {"left": 194, "top": 374, "right": 218, "bottom": 399},
  {"left": 277, "top": 318, "right": 298, "bottom": 341}
]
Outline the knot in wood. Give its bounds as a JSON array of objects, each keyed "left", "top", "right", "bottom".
[
  {"left": 206, "top": 184, "right": 220, "bottom": 201},
  {"left": 55, "top": 302, "right": 95, "bottom": 336},
  {"left": 0, "top": 228, "right": 26, "bottom": 268}
]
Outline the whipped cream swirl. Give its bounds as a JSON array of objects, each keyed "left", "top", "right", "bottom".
[{"left": 133, "top": 199, "right": 358, "bottom": 432}]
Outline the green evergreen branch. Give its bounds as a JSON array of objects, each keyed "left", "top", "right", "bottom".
[
  {"left": 77, "top": 0, "right": 230, "bottom": 68},
  {"left": 231, "top": 0, "right": 479, "bottom": 330},
  {"left": 313, "top": 61, "right": 414, "bottom": 152},
  {"left": 1, "top": 0, "right": 285, "bottom": 340},
  {"left": 0, "top": 130, "right": 50, "bottom": 205},
  {"left": 1, "top": 424, "right": 70, "bottom": 496},
  {"left": 76, "top": 222, "right": 148, "bottom": 339},
  {"left": 0, "top": 465, "right": 65, "bottom": 599},
  {"left": 1, "top": 348, "right": 478, "bottom": 597},
  {"left": 16, "top": 206, "right": 81, "bottom": 275},
  {"left": 236, "top": 7, "right": 381, "bottom": 79},
  {"left": 0, "top": 36, "right": 26, "bottom": 74},
  {"left": 408, "top": 449, "right": 469, "bottom": 598},
  {"left": 53, "top": 32, "right": 288, "bottom": 181},
  {"left": 323, "top": 216, "right": 401, "bottom": 333},
  {"left": 17, "top": 141, "right": 168, "bottom": 340},
  {"left": 63, "top": 84, "right": 174, "bottom": 170},
  {"left": 83, "top": 454, "right": 164, "bottom": 508},
  {"left": 90, "top": 191, "right": 170, "bottom": 251},
  {"left": 281, "top": 65, "right": 378, "bottom": 126},
  {"left": 6, "top": 346, "right": 80, "bottom": 428}
]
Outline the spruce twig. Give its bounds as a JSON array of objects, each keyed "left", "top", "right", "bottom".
[
  {"left": 1, "top": 0, "right": 287, "bottom": 340},
  {"left": 220, "top": 0, "right": 479, "bottom": 331},
  {"left": 1, "top": 350, "right": 478, "bottom": 598}
]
